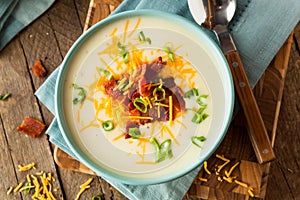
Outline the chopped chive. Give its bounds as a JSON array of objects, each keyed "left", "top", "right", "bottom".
[
  {"left": 133, "top": 98, "right": 148, "bottom": 113},
  {"left": 117, "top": 42, "right": 130, "bottom": 63},
  {"left": 191, "top": 136, "right": 206, "bottom": 148},
  {"left": 102, "top": 120, "right": 114, "bottom": 131},
  {"left": 23, "top": 182, "right": 33, "bottom": 195},
  {"left": 98, "top": 68, "right": 112, "bottom": 79},
  {"left": 184, "top": 88, "right": 199, "bottom": 98},
  {"left": 139, "top": 31, "right": 146, "bottom": 41},
  {"left": 153, "top": 87, "right": 166, "bottom": 102},
  {"left": 0, "top": 93, "right": 11, "bottom": 101},
  {"left": 150, "top": 137, "right": 173, "bottom": 163},
  {"left": 139, "top": 31, "right": 151, "bottom": 44},
  {"left": 128, "top": 127, "right": 141, "bottom": 139},
  {"left": 92, "top": 195, "right": 104, "bottom": 200},
  {"left": 72, "top": 84, "right": 86, "bottom": 104},
  {"left": 163, "top": 46, "right": 175, "bottom": 62}
]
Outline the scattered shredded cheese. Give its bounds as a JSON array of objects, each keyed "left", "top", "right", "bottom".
[
  {"left": 216, "top": 154, "right": 230, "bottom": 173},
  {"left": 75, "top": 178, "right": 93, "bottom": 200},
  {"left": 234, "top": 180, "right": 248, "bottom": 188},
  {"left": 7, "top": 187, "right": 13, "bottom": 195},
  {"left": 18, "top": 163, "right": 36, "bottom": 171},
  {"left": 13, "top": 182, "right": 24, "bottom": 192},
  {"left": 203, "top": 161, "right": 211, "bottom": 175},
  {"left": 198, "top": 177, "right": 208, "bottom": 182},
  {"left": 223, "top": 176, "right": 233, "bottom": 183},
  {"left": 225, "top": 161, "right": 240, "bottom": 178},
  {"left": 27, "top": 174, "right": 31, "bottom": 183},
  {"left": 248, "top": 187, "right": 255, "bottom": 197},
  {"left": 198, "top": 156, "right": 256, "bottom": 198}
]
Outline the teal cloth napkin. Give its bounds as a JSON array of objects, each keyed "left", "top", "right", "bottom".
[
  {"left": 0, "top": 0, "right": 55, "bottom": 51},
  {"left": 35, "top": 0, "right": 300, "bottom": 199}
]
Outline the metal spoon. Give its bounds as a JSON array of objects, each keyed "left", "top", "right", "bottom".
[{"left": 188, "top": 0, "right": 275, "bottom": 164}]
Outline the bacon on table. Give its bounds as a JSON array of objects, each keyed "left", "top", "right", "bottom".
[
  {"left": 31, "top": 59, "right": 47, "bottom": 78},
  {"left": 17, "top": 117, "right": 46, "bottom": 138}
]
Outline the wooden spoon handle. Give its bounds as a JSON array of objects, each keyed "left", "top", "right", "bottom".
[{"left": 225, "top": 51, "right": 275, "bottom": 163}]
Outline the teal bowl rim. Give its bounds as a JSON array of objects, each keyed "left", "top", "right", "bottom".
[{"left": 55, "top": 9, "right": 234, "bottom": 185}]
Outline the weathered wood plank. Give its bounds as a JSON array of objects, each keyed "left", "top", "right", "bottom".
[
  {"left": 0, "top": 108, "right": 21, "bottom": 199},
  {"left": 0, "top": 38, "right": 63, "bottom": 199},
  {"left": 266, "top": 36, "right": 300, "bottom": 200},
  {"left": 46, "top": 0, "right": 84, "bottom": 57}
]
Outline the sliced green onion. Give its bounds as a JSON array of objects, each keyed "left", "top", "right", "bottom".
[
  {"left": 191, "top": 111, "right": 209, "bottom": 124},
  {"left": 163, "top": 46, "right": 175, "bottom": 62},
  {"left": 139, "top": 31, "right": 151, "bottom": 44},
  {"left": 72, "top": 83, "right": 87, "bottom": 104},
  {"left": 92, "top": 195, "right": 103, "bottom": 200},
  {"left": 0, "top": 93, "right": 11, "bottom": 101},
  {"left": 118, "top": 42, "right": 129, "bottom": 63},
  {"left": 146, "top": 38, "right": 152, "bottom": 44},
  {"left": 153, "top": 87, "right": 166, "bottom": 102},
  {"left": 128, "top": 127, "right": 141, "bottom": 139},
  {"left": 133, "top": 98, "right": 148, "bottom": 113},
  {"left": 139, "top": 31, "right": 146, "bottom": 41},
  {"left": 191, "top": 136, "right": 206, "bottom": 148},
  {"left": 98, "top": 68, "right": 112, "bottom": 79},
  {"left": 150, "top": 137, "right": 173, "bottom": 163},
  {"left": 102, "top": 120, "right": 114, "bottom": 131},
  {"left": 123, "top": 52, "right": 129, "bottom": 64},
  {"left": 184, "top": 88, "right": 199, "bottom": 98},
  {"left": 23, "top": 182, "right": 33, "bottom": 195},
  {"left": 196, "top": 95, "right": 208, "bottom": 106}
]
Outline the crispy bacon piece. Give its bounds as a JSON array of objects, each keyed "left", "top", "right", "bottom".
[
  {"left": 17, "top": 117, "right": 45, "bottom": 138},
  {"left": 31, "top": 60, "right": 47, "bottom": 78}
]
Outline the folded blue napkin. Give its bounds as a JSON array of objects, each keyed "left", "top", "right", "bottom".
[
  {"left": 0, "top": 0, "right": 55, "bottom": 51},
  {"left": 34, "top": 0, "right": 300, "bottom": 199}
]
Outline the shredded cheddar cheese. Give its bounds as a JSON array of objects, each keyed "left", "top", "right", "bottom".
[
  {"left": 225, "top": 161, "right": 240, "bottom": 178},
  {"left": 234, "top": 180, "right": 248, "bottom": 188},
  {"left": 248, "top": 187, "right": 255, "bottom": 197},
  {"left": 7, "top": 186, "right": 13, "bottom": 195},
  {"left": 169, "top": 96, "right": 173, "bottom": 123},
  {"left": 18, "top": 163, "right": 36, "bottom": 171},
  {"left": 129, "top": 116, "right": 153, "bottom": 120},
  {"left": 7, "top": 163, "right": 57, "bottom": 199},
  {"left": 198, "top": 156, "right": 256, "bottom": 198},
  {"left": 203, "top": 161, "right": 211, "bottom": 175},
  {"left": 13, "top": 182, "right": 24, "bottom": 192},
  {"left": 75, "top": 178, "right": 93, "bottom": 200},
  {"left": 198, "top": 177, "right": 208, "bottom": 182}
]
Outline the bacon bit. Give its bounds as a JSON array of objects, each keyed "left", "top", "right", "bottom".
[
  {"left": 198, "top": 177, "right": 208, "bottom": 182},
  {"left": 225, "top": 161, "right": 240, "bottom": 178},
  {"left": 31, "top": 59, "right": 47, "bottom": 78},
  {"left": 17, "top": 117, "right": 45, "bottom": 138},
  {"left": 203, "top": 161, "right": 211, "bottom": 175}
]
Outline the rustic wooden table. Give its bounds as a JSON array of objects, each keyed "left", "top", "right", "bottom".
[{"left": 0, "top": 0, "right": 299, "bottom": 199}]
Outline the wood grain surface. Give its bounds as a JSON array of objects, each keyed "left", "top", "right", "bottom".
[{"left": 0, "top": 0, "right": 299, "bottom": 199}]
